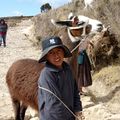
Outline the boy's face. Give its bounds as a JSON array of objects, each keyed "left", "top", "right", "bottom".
[{"left": 46, "top": 47, "right": 64, "bottom": 68}]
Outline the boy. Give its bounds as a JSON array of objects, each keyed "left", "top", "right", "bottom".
[{"left": 38, "top": 36, "right": 83, "bottom": 120}]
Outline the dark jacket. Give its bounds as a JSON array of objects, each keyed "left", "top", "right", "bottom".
[
  {"left": 0, "top": 23, "right": 8, "bottom": 35},
  {"left": 38, "top": 61, "right": 82, "bottom": 120}
]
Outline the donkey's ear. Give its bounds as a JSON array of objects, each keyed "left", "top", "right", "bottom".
[
  {"left": 56, "top": 21, "right": 72, "bottom": 27},
  {"left": 51, "top": 19, "right": 72, "bottom": 27},
  {"left": 101, "top": 26, "right": 110, "bottom": 37}
]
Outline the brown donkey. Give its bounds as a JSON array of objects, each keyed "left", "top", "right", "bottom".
[{"left": 6, "top": 16, "right": 92, "bottom": 120}]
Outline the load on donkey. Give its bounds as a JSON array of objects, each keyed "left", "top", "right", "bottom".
[{"left": 6, "top": 13, "right": 118, "bottom": 120}]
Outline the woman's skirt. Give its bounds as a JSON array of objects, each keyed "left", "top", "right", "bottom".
[{"left": 77, "top": 51, "right": 92, "bottom": 90}]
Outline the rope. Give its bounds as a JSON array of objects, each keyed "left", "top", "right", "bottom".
[
  {"left": 38, "top": 86, "right": 84, "bottom": 120},
  {"left": 71, "top": 41, "right": 81, "bottom": 53},
  {"left": 71, "top": 36, "right": 87, "bottom": 53}
]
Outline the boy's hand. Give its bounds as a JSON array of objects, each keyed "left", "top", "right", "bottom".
[{"left": 75, "top": 111, "right": 85, "bottom": 120}]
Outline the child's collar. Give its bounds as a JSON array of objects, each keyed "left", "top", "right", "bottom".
[{"left": 45, "top": 61, "right": 69, "bottom": 72}]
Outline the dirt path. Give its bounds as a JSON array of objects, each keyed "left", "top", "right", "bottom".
[{"left": 0, "top": 19, "right": 40, "bottom": 120}]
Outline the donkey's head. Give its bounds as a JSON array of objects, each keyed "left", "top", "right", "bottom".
[{"left": 51, "top": 15, "right": 92, "bottom": 43}]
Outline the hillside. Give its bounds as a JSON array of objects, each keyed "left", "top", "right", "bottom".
[
  {"left": 32, "top": 0, "right": 120, "bottom": 44},
  {"left": 0, "top": 0, "right": 120, "bottom": 120}
]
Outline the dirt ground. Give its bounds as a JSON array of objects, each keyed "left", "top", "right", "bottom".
[
  {"left": 0, "top": 19, "right": 120, "bottom": 120},
  {"left": 0, "top": 19, "right": 40, "bottom": 120}
]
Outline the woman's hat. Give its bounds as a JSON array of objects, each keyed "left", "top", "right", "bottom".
[
  {"left": 0, "top": 19, "right": 5, "bottom": 23},
  {"left": 39, "top": 36, "right": 72, "bottom": 62}
]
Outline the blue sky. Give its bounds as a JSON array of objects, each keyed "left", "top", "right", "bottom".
[{"left": 0, "top": 0, "right": 72, "bottom": 17}]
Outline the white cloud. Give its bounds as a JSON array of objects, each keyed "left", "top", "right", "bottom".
[{"left": 12, "top": 11, "right": 23, "bottom": 16}]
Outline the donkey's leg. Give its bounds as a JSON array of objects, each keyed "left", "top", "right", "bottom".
[
  {"left": 12, "top": 98, "right": 21, "bottom": 120},
  {"left": 20, "top": 103, "right": 27, "bottom": 120}
]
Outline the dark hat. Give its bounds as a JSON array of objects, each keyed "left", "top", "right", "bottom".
[
  {"left": 39, "top": 36, "right": 72, "bottom": 62},
  {"left": 0, "top": 19, "right": 5, "bottom": 23}
]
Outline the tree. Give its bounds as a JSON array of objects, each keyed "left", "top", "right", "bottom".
[{"left": 40, "top": 3, "right": 52, "bottom": 13}]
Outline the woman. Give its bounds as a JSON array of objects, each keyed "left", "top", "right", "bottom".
[
  {"left": 77, "top": 37, "right": 92, "bottom": 95},
  {"left": 0, "top": 19, "right": 8, "bottom": 47}
]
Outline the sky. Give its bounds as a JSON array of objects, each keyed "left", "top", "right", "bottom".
[{"left": 0, "top": 0, "right": 72, "bottom": 17}]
